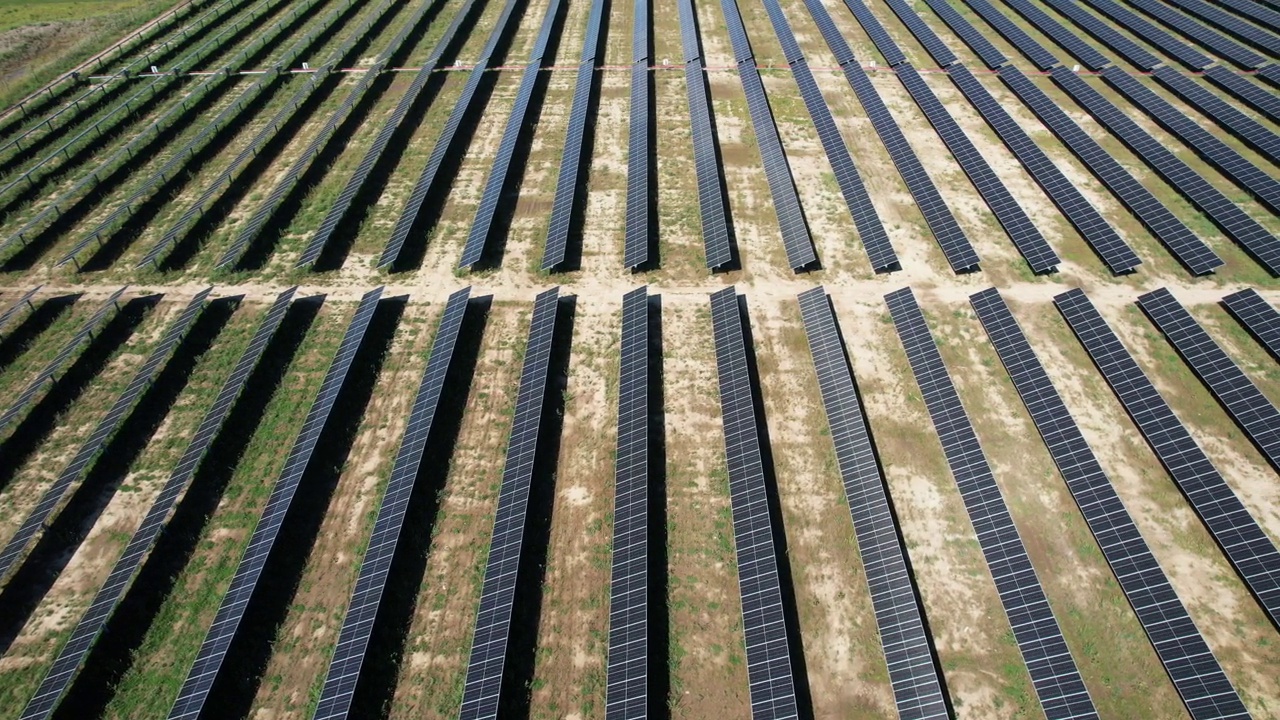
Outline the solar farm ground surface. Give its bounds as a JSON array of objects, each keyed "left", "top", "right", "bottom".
[{"left": 0, "top": 0, "right": 1276, "bottom": 716}]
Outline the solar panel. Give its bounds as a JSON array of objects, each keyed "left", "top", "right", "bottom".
[
  {"left": 1121, "top": 0, "right": 1265, "bottom": 68},
  {"left": 1054, "top": 288, "right": 1280, "bottom": 628},
  {"left": 459, "top": 286, "right": 561, "bottom": 719},
  {"left": 876, "top": 0, "right": 958, "bottom": 66},
  {"left": 1221, "top": 288, "right": 1280, "bottom": 362},
  {"left": 168, "top": 287, "right": 384, "bottom": 720},
  {"left": 885, "top": 287, "right": 1098, "bottom": 720},
  {"left": 379, "top": 0, "right": 526, "bottom": 269},
  {"left": 796, "top": 287, "right": 948, "bottom": 720},
  {"left": 1202, "top": 0, "right": 1280, "bottom": 33},
  {"left": 920, "top": 0, "right": 1009, "bottom": 69},
  {"left": 759, "top": 0, "right": 803, "bottom": 63},
  {"left": 580, "top": 0, "right": 607, "bottom": 63},
  {"left": 1138, "top": 288, "right": 1280, "bottom": 472},
  {"left": 708, "top": 287, "right": 800, "bottom": 720},
  {"left": 800, "top": 0, "right": 855, "bottom": 65},
  {"left": 1260, "top": 63, "right": 1280, "bottom": 88},
  {"left": 736, "top": 60, "right": 818, "bottom": 270},
  {"left": 932, "top": 0, "right": 1051, "bottom": 69},
  {"left": 0, "top": 287, "right": 127, "bottom": 438},
  {"left": 1039, "top": 0, "right": 1161, "bottom": 69},
  {"left": 684, "top": 59, "right": 733, "bottom": 269},
  {"left": 314, "top": 287, "right": 471, "bottom": 720},
  {"left": 948, "top": 65, "right": 1143, "bottom": 274},
  {"left": 789, "top": 59, "right": 897, "bottom": 271},
  {"left": 1102, "top": 67, "right": 1280, "bottom": 215},
  {"left": 0, "top": 288, "right": 210, "bottom": 586},
  {"left": 677, "top": 0, "right": 702, "bottom": 62},
  {"left": 1166, "top": 0, "right": 1280, "bottom": 54},
  {"left": 544, "top": 59, "right": 596, "bottom": 270},
  {"left": 633, "top": 0, "right": 649, "bottom": 62},
  {"left": 718, "top": 0, "right": 755, "bottom": 62},
  {"left": 894, "top": 62, "right": 1061, "bottom": 274},
  {"left": 1050, "top": 67, "right": 1278, "bottom": 275},
  {"left": 18, "top": 287, "right": 297, "bottom": 720},
  {"left": 622, "top": 62, "right": 650, "bottom": 270},
  {"left": 1077, "top": 0, "right": 1213, "bottom": 68},
  {"left": 605, "top": 287, "right": 649, "bottom": 720},
  {"left": 1202, "top": 66, "right": 1280, "bottom": 124},
  {"left": 970, "top": 288, "right": 1250, "bottom": 720},
  {"left": 999, "top": 0, "right": 1109, "bottom": 70},
  {"left": 1151, "top": 66, "right": 1280, "bottom": 161},
  {"left": 840, "top": 0, "right": 907, "bottom": 66},
  {"left": 839, "top": 62, "right": 980, "bottom": 272},
  {"left": 0, "top": 286, "right": 41, "bottom": 339}
]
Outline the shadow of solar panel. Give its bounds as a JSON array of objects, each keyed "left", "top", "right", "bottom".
[
  {"left": 879, "top": 0, "right": 957, "bottom": 66},
  {"left": 709, "top": 287, "right": 800, "bottom": 720},
  {"left": 895, "top": 62, "right": 1060, "bottom": 274},
  {"left": 1038, "top": 0, "right": 1161, "bottom": 68},
  {"left": 949, "top": 65, "right": 1142, "bottom": 274},
  {"left": 1202, "top": 66, "right": 1280, "bottom": 123},
  {"left": 1222, "top": 288, "right": 1280, "bottom": 362},
  {"left": 885, "top": 286, "right": 1097, "bottom": 720},
  {"left": 684, "top": 59, "right": 732, "bottom": 269},
  {"left": 168, "top": 287, "right": 384, "bottom": 720},
  {"left": 605, "top": 287, "right": 649, "bottom": 720},
  {"left": 789, "top": 59, "right": 896, "bottom": 271},
  {"left": 0, "top": 287, "right": 127, "bottom": 437},
  {"left": 545, "top": 59, "right": 596, "bottom": 270},
  {"left": 797, "top": 287, "right": 947, "bottom": 720},
  {"left": 1139, "top": 288, "right": 1280, "bottom": 472},
  {"left": 1149, "top": 66, "right": 1280, "bottom": 179},
  {"left": 315, "top": 287, "right": 470, "bottom": 720},
  {"left": 622, "top": 62, "right": 650, "bottom": 270},
  {"left": 922, "top": 0, "right": 1008, "bottom": 68},
  {"left": 1054, "top": 288, "right": 1280, "bottom": 628},
  {"left": 460, "top": 287, "right": 560, "bottom": 720},
  {"left": 839, "top": 63, "right": 979, "bottom": 272},
  {"left": 0, "top": 286, "right": 41, "bottom": 339},
  {"left": 1102, "top": 67, "right": 1280, "bottom": 215},
  {"left": 1050, "top": 67, "right": 1275, "bottom": 274},
  {"left": 0, "top": 288, "right": 210, "bottom": 587},
  {"left": 1123, "top": 0, "right": 1265, "bottom": 67},
  {"left": 1167, "top": 0, "right": 1280, "bottom": 53},
  {"left": 1000, "top": 0, "right": 1108, "bottom": 69},
  {"left": 841, "top": 0, "right": 906, "bottom": 66},
  {"left": 1078, "top": 0, "right": 1212, "bottom": 67},
  {"left": 18, "top": 287, "right": 297, "bottom": 720},
  {"left": 971, "top": 287, "right": 1249, "bottom": 720}
]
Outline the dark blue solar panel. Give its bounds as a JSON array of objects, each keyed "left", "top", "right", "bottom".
[
  {"left": 0, "top": 286, "right": 41, "bottom": 339},
  {"left": 0, "top": 288, "right": 210, "bottom": 586},
  {"left": 945, "top": 0, "right": 1054, "bottom": 69},
  {"left": 545, "top": 59, "right": 596, "bottom": 270},
  {"left": 1202, "top": 66, "right": 1280, "bottom": 124},
  {"left": 633, "top": 0, "right": 648, "bottom": 62},
  {"left": 759, "top": 0, "right": 803, "bottom": 63},
  {"left": 459, "top": 287, "right": 560, "bottom": 719},
  {"left": 0, "top": 287, "right": 126, "bottom": 437},
  {"left": 168, "top": 287, "right": 384, "bottom": 720},
  {"left": 1050, "top": 67, "right": 1277, "bottom": 275},
  {"left": 314, "top": 287, "right": 470, "bottom": 720},
  {"left": 1077, "top": 0, "right": 1213, "bottom": 68},
  {"left": 841, "top": 0, "right": 907, "bottom": 66},
  {"left": 798, "top": 287, "right": 947, "bottom": 720},
  {"left": 895, "top": 62, "right": 1060, "bottom": 274},
  {"left": 1138, "top": 288, "right": 1280, "bottom": 473},
  {"left": 1149, "top": 66, "right": 1280, "bottom": 175},
  {"left": 19, "top": 287, "right": 297, "bottom": 720},
  {"left": 921, "top": 0, "right": 1009, "bottom": 69},
  {"left": 886, "top": 287, "right": 1097, "bottom": 720},
  {"left": 1054, "top": 288, "right": 1280, "bottom": 629},
  {"left": 718, "top": 0, "right": 755, "bottom": 62},
  {"left": 972, "top": 288, "right": 1250, "bottom": 720},
  {"left": 1000, "top": 0, "right": 1109, "bottom": 70},
  {"left": 709, "top": 287, "right": 800, "bottom": 720},
  {"left": 1039, "top": 0, "right": 1161, "bottom": 69},
  {"left": 1122, "top": 0, "right": 1265, "bottom": 67},
  {"left": 605, "top": 287, "right": 649, "bottom": 720},
  {"left": 801, "top": 0, "right": 855, "bottom": 65},
  {"left": 677, "top": 0, "right": 702, "bottom": 62},
  {"left": 1221, "top": 288, "right": 1280, "bottom": 362},
  {"left": 949, "top": 65, "right": 1141, "bottom": 274},
  {"left": 683, "top": 59, "right": 732, "bottom": 269},
  {"left": 1166, "top": 0, "right": 1280, "bottom": 54},
  {"left": 1260, "top": 64, "right": 1280, "bottom": 88},
  {"left": 622, "top": 62, "right": 650, "bottom": 270},
  {"left": 878, "top": 0, "right": 958, "bottom": 66},
  {"left": 1202, "top": 0, "right": 1280, "bottom": 34}
]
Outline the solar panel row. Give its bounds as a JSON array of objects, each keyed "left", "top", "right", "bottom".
[
  {"left": 948, "top": 0, "right": 1054, "bottom": 69},
  {"left": 19, "top": 287, "right": 297, "bottom": 720},
  {"left": 999, "top": 0, "right": 1110, "bottom": 70},
  {"left": 840, "top": 0, "right": 906, "bottom": 66},
  {"left": 683, "top": 58, "right": 733, "bottom": 269},
  {"left": 894, "top": 62, "right": 1060, "bottom": 274},
  {"left": 1138, "top": 288, "right": 1280, "bottom": 473},
  {"left": 1151, "top": 66, "right": 1280, "bottom": 160},
  {"left": 760, "top": 0, "right": 802, "bottom": 63},
  {"left": 1260, "top": 64, "right": 1280, "bottom": 89},
  {"left": 0, "top": 285, "right": 41, "bottom": 339},
  {"left": 1049, "top": 67, "right": 1278, "bottom": 275},
  {"left": 1165, "top": 0, "right": 1280, "bottom": 54},
  {"left": 878, "top": 0, "right": 956, "bottom": 66},
  {"left": 378, "top": 0, "right": 526, "bottom": 269},
  {"left": 677, "top": 0, "right": 701, "bottom": 62},
  {"left": 708, "top": 287, "right": 799, "bottom": 720},
  {"left": 1121, "top": 0, "right": 1265, "bottom": 68},
  {"left": 921, "top": 0, "right": 1009, "bottom": 69},
  {"left": 1054, "top": 288, "right": 1280, "bottom": 628},
  {"left": 970, "top": 288, "right": 1250, "bottom": 720},
  {"left": 948, "top": 66, "right": 1142, "bottom": 275},
  {"left": 801, "top": 0, "right": 855, "bottom": 66},
  {"left": 0, "top": 288, "right": 211, "bottom": 586},
  {"left": 545, "top": 57, "right": 597, "bottom": 270},
  {"left": 1100, "top": 67, "right": 1280, "bottom": 216},
  {"left": 1202, "top": 0, "right": 1280, "bottom": 33},
  {"left": 459, "top": 287, "right": 561, "bottom": 720},
  {"left": 1201, "top": 66, "right": 1280, "bottom": 124},
  {"left": 718, "top": 0, "right": 754, "bottom": 62},
  {"left": 632, "top": 0, "right": 648, "bottom": 62},
  {"left": 996, "top": 67, "right": 1221, "bottom": 275},
  {"left": 0, "top": 287, "right": 127, "bottom": 437},
  {"left": 622, "top": 61, "right": 650, "bottom": 270},
  {"left": 314, "top": 287, "right": 471, "bottom": 720},
  {"left": 885, "top": 287, "right": 1098, "bottom": 720},
  {"left": 1037, "top": 0, "right": 1161, "bottom": 69},
  {"left": 1077, "top": 0, "right": 1212, "bottom": 68},
  {"left": 797, "top": 287, "right": 948, "bottom": 720},
  {"left": 169, "top": 287, "right": 385, "bottom": 720},
  {"left": 1221, "top": 288, "right": 1280, "bottom": 362},
  {"left": 605, "top": 287, "right": 649, "bottom": 720}
]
